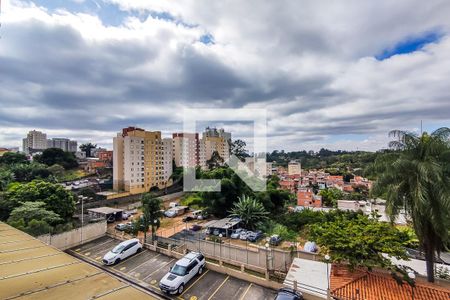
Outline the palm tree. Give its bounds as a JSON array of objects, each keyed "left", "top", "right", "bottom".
[
  {"left": 229, "top": 195, "right": 269, "bottom": 230},
  {"left": 374, "top": 128, "right": 450, "bottom": 282}
]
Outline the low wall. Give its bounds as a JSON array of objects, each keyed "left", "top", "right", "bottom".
[{"left": 38, "top": 221, "right": 107, "bottom": 250}]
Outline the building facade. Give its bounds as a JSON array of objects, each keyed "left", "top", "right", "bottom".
[
  {"left": 288, "top": 161, "right": 302, "bottom": 175},
  {"left": 172, "top": 133, "right": 200, "bottom": 168},
  {"left": 47, "top": 138, "right": 78, "bottom": 152},
  {"left": 113, "top": 127, "right": 172, "bottom": 194},
  {"left": 22, "top": 130, "right": 47, "bottom": 155}
]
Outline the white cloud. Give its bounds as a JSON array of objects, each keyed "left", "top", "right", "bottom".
[{"left": 0, "top": 0, "right": 449, "bottom": 151}]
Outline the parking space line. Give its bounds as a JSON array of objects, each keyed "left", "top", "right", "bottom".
[
  {"left": 112, "top": 250, "right": 147, "bottom": 269},
  {"left": 79, "top": 239, "right": 116, "bottom": 253},
  {"left": 128, "top": 254, "right": 161, "bottom": 274},
  {"left": 142, "top": 258, "right": 175, "bottom": 281},
  {"left": 239, "top": 283, "right": 252, "bottom": 300},
  {"left": 178, "top": 269, "right": 210, "bottom": 299},
  {"left": 207, "top": 275, "right": 229, "bottom": 300}
]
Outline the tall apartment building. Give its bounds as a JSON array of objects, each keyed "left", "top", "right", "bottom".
[
  {"left": 47, "top": 138, "right": 78, "bottom": 152},
  {"left": 162, "top": 138, "right": 173, "bottom": 183},
  {"left": 113, "top": 127, "right": 172, "bottom": 194},
  {"left": 202, "top": 127, "right": 232, "bottom": 142},
  {"left": 200, "top": 136, "right": 230, "bottom": 169},
  {"left": 288, "top": 161, "right": 302, "bottom": 175},
  {"left": 22, "top": 130, "right": 47, "bottom": 155},
  {"left": 172, "top": 133, "right": 200, "bottom": 168}
]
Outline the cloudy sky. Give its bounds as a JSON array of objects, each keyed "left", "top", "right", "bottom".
[{"left": 1, "top": 0, "right": 450, "bottom": 152}]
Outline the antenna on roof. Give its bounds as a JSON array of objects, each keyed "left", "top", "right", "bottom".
[{"left": 420, "top": 120, "right": 423, "bottom": 135}]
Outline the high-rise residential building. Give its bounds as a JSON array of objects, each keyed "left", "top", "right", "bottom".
[
  {"left": 47, "top": 138, "right": 78, "bottom": 152},
  {"left": 22, "top": 130, "right": 47, "bottom": 155},
  {"left": 202, "top": 127, "right": 232, "bottom": 142},
  {"left": 288, "top": 161, "right": 302, "bottom": 175},
  {"left": 162, "top": 138, "right": 173, "bottom": 183},
  {"left": 172, "top": 133, "right": 200, "bottom": 168},
  {"left": 200, "top": 136, "right": 230, "bottom": 169},
  {"left": 113, "top": 127, "right": 172, "bottom": 194}
]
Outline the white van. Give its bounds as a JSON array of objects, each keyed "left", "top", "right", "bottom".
[
  {"left": 191, "top": 210, "right": 203, "bottom": 219},
  {"left": 102, "top": 238, "right": 142, "bottom": 265}
]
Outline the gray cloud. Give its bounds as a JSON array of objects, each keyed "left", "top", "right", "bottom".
[{"left": 0, "top": 0, "right": 450, "bottom": 151}]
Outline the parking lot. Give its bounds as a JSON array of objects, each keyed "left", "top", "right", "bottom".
[{"left": 68, "top": 236, "right": 277, "bottom": 300}]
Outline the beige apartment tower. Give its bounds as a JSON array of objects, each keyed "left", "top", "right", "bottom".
[{"left": 113, "top": 127, "right": 172, "bottom": 194}]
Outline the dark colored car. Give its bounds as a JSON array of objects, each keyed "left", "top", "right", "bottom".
[
  {"left": 247, "top": 230, "right": 263, "bottom": 242},
  {"left": 190, "top": 224, "right": 202, "bottom": 231},
  {"left": 269, "top": 235, "right": 282, "bottom": 246},
  {"left": 182, "top": 216, "right": 194, "bottom": 222},
  {"left": 275, "top": 288, "right": 303, "bottom": 300}
]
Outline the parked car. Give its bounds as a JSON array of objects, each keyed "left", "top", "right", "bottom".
[
  {"left": 269, "top": 234, "right": 282, "bottom": 246},
  {"left": 197, "top": 212, "right": 209, "bottom": 220},
  {"left": 239, "top": 231, "right": 249, "bottom": 240},
  {"left": 247, "top": 230, "right": 263, "bottom": 242},
  {"left": 115, "top": 223, "right": 128, "bottom": 231},
  {"left": 275, "top": 288, "right": 303, "bottom": 300},
  {"left": 212, "top": 229, "right": 220, "bottom": 236},
  {"left": 102, "top": 239, "right": 142, "bottom": 265},
  {"left": 231, "top": 228, "right": 245, "bottom": 239},
  {"left": 159, "top": 252, "right": 206, "bottom": 295},
  {"left": 182, "top": 216, "right": 194, "bottom": 222},
  {"left": 190, "top": 224, "right": 202, "bottom": 231},
  {"left": 164, "top": 209, "right": 177, "bottom": 218},
  {"left": 122, "top": 212, "right": 129, "bottom": 220},
  {"left": 169, "top": 202, "right": 179, "bottom": 208}
]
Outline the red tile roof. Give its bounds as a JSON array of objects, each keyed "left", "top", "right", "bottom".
[{"left": 331, "top": 265, "right": 450, "bottom": 300}]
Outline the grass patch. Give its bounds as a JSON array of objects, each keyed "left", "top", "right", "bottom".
[{"left": 58, "top": 169, "right": 89, "bottom": 182}]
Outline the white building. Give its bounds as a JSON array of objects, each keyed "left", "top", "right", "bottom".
[
  {"left": 172, "top": 133, "right": 200, "bottom": 168},
  {"left": 288, "top": 161, "right": 302, "bottom": 175},
  {"left": 22, "top": 130, "right": 47, "bottom": 155}
]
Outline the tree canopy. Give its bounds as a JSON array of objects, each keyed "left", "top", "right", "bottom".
[
  {"left": 79, "top": 143, "right": 97, "bottom": 157},
  {"left": 141, "top": 193, "right": 163, "bottom": 242},
  {"left": 35, "top": 148, "right": 78, "bottom": 169},
  {"left": 373, "top": 128, "right": 450, "bottom": 282},
  {"left": 1, "top": 180, "right": 75, "bottom": 221},
  {"left": 309, "top": 213, "right": 408, "bottom": 271},
  {"left": 0, "top": 152, "right": 28, "bottom": 166},
  {"left": 229, "top": 195, "right": 269, "bottom": 230}
]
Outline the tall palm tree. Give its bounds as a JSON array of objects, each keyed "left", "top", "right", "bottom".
[
  {"left": 141, "top": 193, "right": 163, "bottom": 243},
  {"left": 374, "top": 128, "right": 450, "bottom": 282},
  {"left": 229, "top": 195, "right": 269, "bottom": 230}
]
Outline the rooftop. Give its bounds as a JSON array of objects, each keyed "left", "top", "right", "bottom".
[
  {"left": 331, "top": 265, "right": 450, "bottom": 300},
  {"left": 0, "top": 222, "right": 157, "bottom": 300},
  {"left": 202, "top": 217, "right": 241, "bottom": 229},
  {"left": 87, "top": 207, "right": 124, "bottom": 215}
]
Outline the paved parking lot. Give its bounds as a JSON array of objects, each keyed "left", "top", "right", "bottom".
[{"left": 68, "top": 236, "right": 276, "bottom": 300}]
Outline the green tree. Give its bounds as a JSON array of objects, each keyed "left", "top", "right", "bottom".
[
  {"left": 374, "top": 128, "right": 450, "bottom": 282},
  {"left": 230, "top": 139, "right": 249, "bottom": 161},
  {"left": 0, "top": 168, "right": 14, "bottom": 191},
  {"left": 47, "top": 164, "right": 66, "bottom": 177},
  {"left": 79, "top": 143, "right": 97, "bottom": 158},
  {"left": 319, "top": 187, "right": 344, "bottom": 207},
  {"left": 8, "top": 201, "right": 62, "bottom": 226},
  {"left": 36, "top": 148, "right": 78, "bottom": 169},
  {"left": 25, "top": 219, "right": 52, "bottom": 236},
  {"left": 309, "top": 214, "right": 408, "bottom": 271},
  {"left": 229, "top": 195, "right": 269, "bottom": 230},
  {"left": 9, "top": 162, "right": 53, "bottom": 182},
  {"left": 206, "top": 151, "right": 224, "bottom": 170},
  {"left": 141, "top": 193, "right": 163, "bottom": 242},
  {"left": 3, "top": 180, "right": 75, "bottom": 221},
  {"left": 0, "top": 152, "right": 28, "bottom": 166}
]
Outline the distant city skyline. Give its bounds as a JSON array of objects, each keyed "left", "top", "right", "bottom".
[{"left": 1, "top": 1, "right": 450, "bottom": 152}]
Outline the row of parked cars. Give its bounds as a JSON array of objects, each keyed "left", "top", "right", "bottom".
[
  {"left": 103, "top": 239, "right": 302, "bottom": 299},
  {"left": 228, "top": 229, "right": 282, "bottom": 245}
]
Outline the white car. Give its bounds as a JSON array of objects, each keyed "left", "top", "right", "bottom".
[
  {"left": 231, "top": 228, "right": 245, "bottom": 239},
  {"left": 102, "top": 239, "right": 142, "bottom": 265},
  {"left": 159, "top": 252, "right": 205, "bottom": 295}
]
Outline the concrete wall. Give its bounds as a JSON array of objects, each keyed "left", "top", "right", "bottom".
[{"left": 38, "top": 221, "right": 107, "bottom": 250}]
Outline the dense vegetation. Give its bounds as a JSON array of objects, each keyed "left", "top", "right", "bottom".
[
  {"left": 0, "top": 151, "right": 81, "bottom": 236},
  {"left": 373, "top": 128, "right": 450, "bottom": 282}
]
